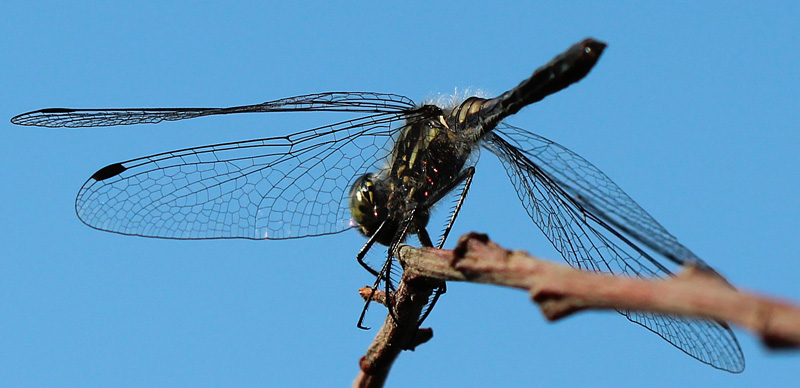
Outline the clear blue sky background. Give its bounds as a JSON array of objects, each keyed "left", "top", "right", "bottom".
[{"left": 2, "top": 1, "right": 798, "bottom": 387}]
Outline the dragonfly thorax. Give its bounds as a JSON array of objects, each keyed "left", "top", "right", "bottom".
[{"left": 348, "top": 104, "right": 477, "bottom": 246}]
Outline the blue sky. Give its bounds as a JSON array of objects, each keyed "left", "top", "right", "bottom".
[{"left": 2, "top": 1, "right": 798, "bottom": 387}]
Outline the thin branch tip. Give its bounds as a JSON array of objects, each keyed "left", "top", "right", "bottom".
[{"left": 359, "top": 287, "right": 389, "bottom": 306}]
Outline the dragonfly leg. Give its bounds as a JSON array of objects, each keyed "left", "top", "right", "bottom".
[
  {"left": 433, "top": 167, "right": 475, "bottom": 249},
  {"left": 357, "top": 212, "right": 417, "bottom": 329},
  {"left": 416, "top": 226, "right": 434, "bottom": 248},
  {"left": 356, "top": 220, "right": 392, "bottom": 277},
  {"left": 357, "top": 265, "right": 386, "bottom": 330},
  {"left": 413, "top": 167, "right": 474, "bottom": 325},
  {"left": 416, "top": 283, "right": 445, "bottom": 326}
]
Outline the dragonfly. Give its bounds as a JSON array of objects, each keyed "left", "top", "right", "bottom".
[{"left": 11, "top": 38, "right": 744, "bottom": 373}]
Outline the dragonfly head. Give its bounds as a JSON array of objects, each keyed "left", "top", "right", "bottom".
[{"left": 348, "top": 172, "right": 431, "bottom": 246}]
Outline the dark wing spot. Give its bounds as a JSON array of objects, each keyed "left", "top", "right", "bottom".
[
  {"left": 39, "top": 108, "right": 75, "bottom": 113},
  {"left": 91, "top": 163, "right": 126, "bottom": 181}
]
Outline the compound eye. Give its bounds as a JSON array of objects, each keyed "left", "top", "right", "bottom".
[
  {"left": 349, "top": 174, "right": 373, "bottom": 230},
  {"left": 348, "top": 173, "right": 387, "bottom": 236}
]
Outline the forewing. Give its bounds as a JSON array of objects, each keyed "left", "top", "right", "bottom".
[
  {"left": 76, "top": 112, "right": 405, "bottom": 239},
  {"left": 11, "top": 92, "right": 415, "bottom": 128},
  {"left": 483, "top": 130, "right": 744, "bottom": 373}
]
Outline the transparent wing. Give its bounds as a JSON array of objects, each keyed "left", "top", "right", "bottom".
[
  {"left": 76, "top": 111, "right": 408, "bottom": 239},
  {"left": 10, "top": 92, "right": 415, "bottom": 128},
  {"left": 483, "top": 128, "right": 744, "bottom": 373},
  {"left": 492, "top": 123, "right": 708, "bottom": 268}
]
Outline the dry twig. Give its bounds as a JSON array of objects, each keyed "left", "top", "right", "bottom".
[{"left": 353, "top": 232, "right": 800, "bottom": 387}]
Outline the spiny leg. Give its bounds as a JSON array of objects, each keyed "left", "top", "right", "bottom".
[
  {"left": 382, "top": 210, "right": 420, "bottom": 324},
  {"left": 417, "top": 167, "right": 475, "bottom": 325},
  {"left": 434, "top": 167, "right": 475, "bottom": 249},
  {"left": 357, "top": 253, "right": 396, "bottom": 330},
  {"left": 356, "top": 211, "right": 416, "bottom": 329}
]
